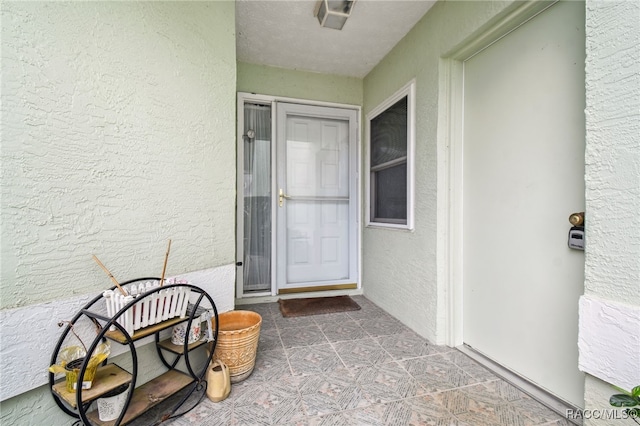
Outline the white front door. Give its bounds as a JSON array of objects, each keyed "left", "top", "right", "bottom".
[
  {"left": 462, "top": 1, "right": 585, "bottom": 406},
  {"left": 276, "top": 103, "right": 358, "bottom": 292}
]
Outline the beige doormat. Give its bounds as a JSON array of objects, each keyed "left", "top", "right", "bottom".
[{"left": 278, "top": 295, "right": 361, "bottom": 318}]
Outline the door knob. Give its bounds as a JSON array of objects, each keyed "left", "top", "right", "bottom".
[
  {"left": 279, "top": 188, "right": 291, "bottom": 207},
  {"left": 568, "top": 212, "right": 585, "bottom": 250},
  {"left": 569, "top": 212, "right": 584, "bottom": 226}
]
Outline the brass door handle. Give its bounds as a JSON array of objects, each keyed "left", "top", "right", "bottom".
[
  {"left": 279, "top": 188, "right": 291, "bottom": 207},
  {"left": 569, "top": 212, "right": 584, "bottom": 226}
]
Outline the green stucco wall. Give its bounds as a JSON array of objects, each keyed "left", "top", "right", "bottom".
[
  {"left": 1, "top": 1, "right": 236, "bottom": 310},
  {"left": 362, "top": 0, "right": 515, "bottom": 343},
  {"left": 237, "top": 62, "right": 363, "bottom": 106},
  {"left": 0, "top": 1, "right": 236, "bottom": 423}
]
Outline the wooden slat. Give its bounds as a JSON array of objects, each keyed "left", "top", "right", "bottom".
[
  {"left": 104, "top": 317, "right": 187, "bottom": 344},
  {"left": 157, "top": 338, "right": 207, "bottom": 355},
  {"left": 52, "top": 364, "right": 132, "bottom": 409},
  {"left": 86, "top": 370, "right": 194, "bottom": 426}
]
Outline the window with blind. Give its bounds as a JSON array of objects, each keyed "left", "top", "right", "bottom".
[{"left": 366, "top": 81, "right": 415, "bottom": 229}]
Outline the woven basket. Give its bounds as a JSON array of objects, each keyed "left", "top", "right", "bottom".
[{"left": 210, "top": 310, "right": 262, "bottom": 383}]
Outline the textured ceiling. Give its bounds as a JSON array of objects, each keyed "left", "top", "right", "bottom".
[{"left": 236, "top": 0, "right": 437, "bottom": 78}]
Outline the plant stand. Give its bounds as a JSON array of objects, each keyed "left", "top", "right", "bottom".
[{"left": 49, "top": 278, "right": 219, "bottom": 426}]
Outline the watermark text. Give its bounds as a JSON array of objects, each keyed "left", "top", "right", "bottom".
[{"left": 566, "top": 408, "right": 637, "bottom": 420}]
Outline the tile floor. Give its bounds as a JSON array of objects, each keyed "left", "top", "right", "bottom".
[{"left": 144, "top": 296, "right": 573, "bottom": 426}]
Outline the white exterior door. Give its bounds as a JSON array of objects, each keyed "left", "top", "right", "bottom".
[
  {"left": 462, "top": 1, "right": 585, "bottom": 406},
  {"left": 276, "top": 103, "right": 358, "bottom": 292}
]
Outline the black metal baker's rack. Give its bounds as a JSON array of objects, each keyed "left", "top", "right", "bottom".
[{"left": 48, "top": 278, "right": 219, "bottom": 426}]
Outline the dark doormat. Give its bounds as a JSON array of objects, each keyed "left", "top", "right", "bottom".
[{"left": 278, "top": 295, "right": 361, "bottom": 318}]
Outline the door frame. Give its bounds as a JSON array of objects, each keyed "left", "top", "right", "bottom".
[
  {"left": 437, "top": 0, "right": 559, "bottom": 348},
  {"left": 236, "top": 92, "right": 362, "bottom": 299}
]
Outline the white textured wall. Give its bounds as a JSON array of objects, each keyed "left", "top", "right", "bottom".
[
  {"left": 1, "top": 1, "right": 236, "bottom": 309},
  {"left": 582, "top": 0, "right": 640, "bottom": 423},
  {"left": 0, "top": 1, "right": 236, "bottom": 424},
  {"left": 362, "top": 1, "right": 514, "bottom": 343},
  {"left": 578, "top": 296, "right": 640, "bottom": 391},
  {"left": 584, "top": 0, "right": 640, "bottom": 305}
]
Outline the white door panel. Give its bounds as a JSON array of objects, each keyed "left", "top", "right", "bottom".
[
  {"left": 462, "top": 1, "right": 585, "bottom": 406},
  {"left": 286, "top": 201, "right": 350, "bottom": 283}
]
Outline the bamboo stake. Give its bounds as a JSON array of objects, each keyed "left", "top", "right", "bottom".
[
  {"left": 159, "top": 239, "right": 171, "bottom": 286},
  {"left": 92, "top": 255, "right": 127, "bottom": 296}
]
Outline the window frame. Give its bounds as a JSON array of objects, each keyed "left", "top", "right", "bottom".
[{"left": 365, "top": 79, "right": 416, "bottom": 230}]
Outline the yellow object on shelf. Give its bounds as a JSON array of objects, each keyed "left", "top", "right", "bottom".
[{"left": 49, "top": 343, "right": 110, "bottom": 392}]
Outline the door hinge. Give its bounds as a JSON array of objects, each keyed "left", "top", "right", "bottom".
[{"left": 236, "top": 261, "right": 243, "bottom": 267}]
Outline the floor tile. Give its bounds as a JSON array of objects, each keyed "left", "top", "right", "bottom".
[
  {"left": 233, "top": 381, "right": 306, "bottom": 424},
  {"left": 431, "top": 381, "right": 548, "bottom": 426},
  {"left": 259, "top": 315, "right": 278, "bottom": 331},
  {"left": 280, "top": 325, "right": 329, "bottom": 348},
  {"left": 298, "top": 373, "right": 370, "bottom": 415},
  {"left": 543, "top": 419, "right": 575, "bottom": 426},
  {"left": 381, "top": 394, "right": 461, "bottom": 426},
  {"left": 440, "top": 351, "right": 497, "bottom": 383},
  {"left": 275, "top": 314, "right": 318, "bottom": 329},
  {"left": 313, "top": 312, "right": 354, "bottom": 324},
  {"left": 377, "top": 332, "right": 445, "bottom": 360},
  {"left": 461, "top": 380, "right": 528, "bottom": 403},
  {"left": 510, "top": 395, "right": 569, "bottom": 425},
  {"left": 314, "top": 411, "right": 363, "bottom": 426},
  {"left": 232, "top": 403, "right": 273, "bottom": 425},
  {"left": 356, "top": 361, "right": 427, "bottom": 404},
  {"left": 242, "top": 303, "right": 276, "bottom": 319},
  {"left": 401, "top": 354, "right": 478, "bottom": 393},
  {"left": 334, "top": 337, "right": 393, "bottom": 369},
  {"left": 341, "top": 404, "right": 387, "bottom": 425},
  {"left": 357, "top": 314, "right": 410, "bottom": 337},
  {"left": 287, "top": 344, "right": 345, "bottom": 376},
  {"left": 258, "top": 327, "right": 283, "bottom": 352},
  {"left": 179, "top": 402, "right": 233, "bottom": 425},
  {"left": 250, "top": 348, "right": 292, "bottom": 382},
  {"left": 319, "top": 319, "right": 368, "bottom": 343},
  {"left": 134, "top": 296, "right": 573, "bottom": 426},
  {"left": 347, "top": 304, "right": 389, "bottom": 321}
]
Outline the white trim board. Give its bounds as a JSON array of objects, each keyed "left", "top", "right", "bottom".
[
  {"left": 0, "top": 264, "right": 235, "bottom": 402},
  {"left": 236, "top": 92, "right": 361, "bottom": 112}
]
